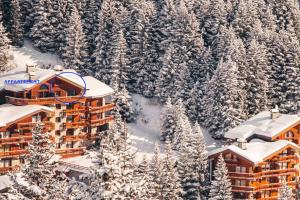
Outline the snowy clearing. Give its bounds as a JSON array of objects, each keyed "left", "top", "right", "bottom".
[
  {"left": 128, "top": 94, "right": 220, "bottom": 161},
  {"left": 11, "top": 40, "right": 63, "bottom": 68}
]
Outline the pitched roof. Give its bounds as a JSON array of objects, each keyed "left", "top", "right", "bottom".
[
  {"left": 224, "top": 111, "right": 300, "bottom": 140},
  {"left": 208, "top": 140, "right": 300, "bottom": 164},
  {"left": 83, "top": 76, "right": 114, "bottom": 98},
  {"left": 0, "top": 67, "right": 85, "bottom": 92},
  {"left": 0, "top": 104, "right": 53, "bottom": 127}
]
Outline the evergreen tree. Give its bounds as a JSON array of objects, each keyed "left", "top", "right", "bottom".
[
  {"left": 112, "top": 87, "right": 134, "bottom": 123},
  {"left": 278, "top": 179, "right": 294, "bottom": 200},
  {"left": 62, "top": 6, "right": 88, "bottom": 72},
  {"left": 15, "top": 123, "right": 67, "bottom": 200},
  {"left": 133, "top": 157, "right": 152, "bottom": 199},
  {"left": 148, "top": 143, "right": 164, "bottom": 199},
  {"left": 9, "top": 0, "right": 24, "bottom": 46},
  {"left": 0, "top": 16, "right": 12, "bottom": 72},
  {"left": 160, "top": 97, "right": 176, "bottom": 141},
  {"left": 201, "top": 57, "right": 243, "bottom": 138},
  {"left": 208, "top": 155, "right": 232, "bottom": 200},
  {"left": 162, "top": 140, "right": 182, "bottom": 199}
]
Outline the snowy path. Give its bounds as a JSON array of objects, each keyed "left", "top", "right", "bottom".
[
  {"left": 128, "top": 94, "right": 220, "bottom": 161},
  {"left": 12, "top": 40, "right": 62, "bottom": 68}
]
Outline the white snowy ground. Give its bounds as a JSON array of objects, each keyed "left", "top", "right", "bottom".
[
  {"left": 12, "top": 40, "right": 63, "bottom": 68},
  {"left": 128, "top": 94, "right": 220, "bottom": 161}
]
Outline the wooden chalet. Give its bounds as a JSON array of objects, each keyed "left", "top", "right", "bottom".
[
  {"left": 208, "top": 140, "right": 300, "bottom": 199},
  {"left": 208, "top": 108, "right": 300, "bottom": 199},
  {"left": 0, "top": 66, "right": 115, "bottom": 173}
]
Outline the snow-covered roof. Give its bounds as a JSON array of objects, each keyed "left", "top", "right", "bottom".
[
  {"left": 224, "top": 111, "right": 300, "bottom": 140},
  {"left": 0, "top": 175, "right": 12, "bottom": 191},
  {"left": 0, "top": 67, "right": 85, "bottom": 92},
  {"left": 208, "top": 140, "right": 300, "bottom": 164},
  {"left": 83, "top": 76, "right": 114, "bottom": 98},
  {"left": 0, "top": 104, "right": 53, "bottom": 127}
]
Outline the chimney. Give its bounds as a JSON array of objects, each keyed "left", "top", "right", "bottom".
[
  {"left": 54, "top": 65, "right": 64, "bottom": 71},
  {"left": 271, "top": 105, "right": 280, "bottom": 120},
  {"left": 237, "top": 138, "right": 247, "bottom": 150},
  {"left": 26, "top": 65, "right": 35, "bottom": 73},
  {"left": 28, "top": 71, "right": 37, "bottom": 81}
]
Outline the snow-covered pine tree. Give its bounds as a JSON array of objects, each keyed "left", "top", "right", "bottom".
[
  {"left": 93, "top": 0, "right": 119, "bottom": 84},
  {"left": 160, "top": 97, "right": 176, "bottom": 141},
  {"left": 16, "top": 123, "right": 67, "bottom": 199},
  {"left": 278, "top": 179, "right": 294, "bottom": 200},
  {"left": 112, "top": 86, "right": 134, "bottom": 123},
  {"left": 208, "top": 154, "right": 232, "bottom": 200},
  {"left": 110, "top": 29, "right": 130, "bottom": 89},
  {"left": 202, "top": 0, "right": 227, "bottom": 46},
  {"left": 245, "top": 39, "right": 269, "bottom": 116},
  {"left": 266, "top": 31, "right": 300, "bottom": 113},
  {"left": 30, "top": 0, "right": 55, "bottom": 52},
  {"left": 173, "top": 109, "right": 192, "bottom": 151},
  {"left": 231, "top": 0, "right": 259, "bottom": 42},
  {"left": 9, "top": 0, "right": 24, "bottom": 47},
  {"left": 0, "top": 16, "right": 11, "bottom": 72},
  {"left": 148, "top": 142, "right": 164, "bottom": 199},
  {"left": 162, "top": 140, "right": 182, "bottom": 199},
  {"left": 62, "top": 6, "right": 88, "bottom": 72},
  {"left": 200, "top": 57, "right": 243, "bottom": 138},
  {"left": 133, "top": 156, "right": 152, "bottom": 199}
]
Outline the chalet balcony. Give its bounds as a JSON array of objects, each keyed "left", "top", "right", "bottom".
[
  {"left": 231, "top": 181, "right": 297, "bottom": 193},
  {"left": 229, "top": 168, "right": 298, "bottom": 179},
  {"left": 0, "top": 165, "right": 20, "bottom": 174},
  {"left": 6, "top": 96, "right": 86, "bottom": 106},
  {"left": 65, "top": 107, "right": 87, "bottom": 115},
  {"left": 56, "top": 147, "right": 85, "bottom": 158},
  {"left": 90, "top": 116, "right": 114, "bottom": 127},
  {"left": 90, "top": 103, "right": 116, "bottom": 113},
  {"left": 63, "top": 134, "right": 88, "bottom": 142},
  {"left": 0, "top": 150, "right": 28, "bottom": 158},
  {"left": 0, "top": 136, "right": 32, "bottom": 146},
  {"left": 64, "top": 121, "right": 86, "bottom": 129},
  {"left": 17, "top": 121, "right": 54, "bottom": 130}
]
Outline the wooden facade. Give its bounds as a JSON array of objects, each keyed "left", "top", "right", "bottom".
[
  {"left": 208, "top": 145, "right": 300, "bottom": 199},
  {"left": 0, "top": 73, "right": 115, "bottom": 174}
]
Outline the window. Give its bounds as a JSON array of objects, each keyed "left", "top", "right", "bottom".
[
  {"left": 235, "top": 180, "right": 246, "bottom": 186},
  {"left": 32, "top": 115, "right": 41, "bottom": 122},
  {"left": 66, "top": 129, "right": 74, "bottom": 136},
  {"left": 236, "top": 166, "right": 246, "bottom": 173},
  {"left": 56, "top": 143, "right": 61, "bottom": 149},
  {"left": 225, "top": 153, "right": 231, "bottom": 160},
  {"left": 55, "top": 117, "right": 61, "bottom": 123},
  {"left": 40, "top": 84, "right": 49, "bottom": 90},
  {"left": 279, "top": 162, "right": 288, "bottom": 170},
  {"left": 66, "top": 104, "right": 74, "bottom": 110},
  {"left": 286, "top": 131, "right": 294, "bottom": 138},
  {"left": 67, "top": 90, "right": 76, "bottom": 96},
  {"left": 55, "top": 131, "right": 60, "bottom": 136},
  {"left": 66, "top": 142, "right": 73, "bottom": 148},
  {"left": 66, "top": 116, "right": 74, "bottom": 122},
  {"left": 261, "top": 190, "right": 270, "bottom": 198},
  {"left": 56, "top": 104, "right": 61, "bottom": 109},
  {"left": 262, "top": 164, "right": 270, "bottom": 171},
  {"left": 97, "top": 100, "right": 102, "bottom": 107},
  {"left": 55, "top": 91, "right": 61, "bottom": 97}
]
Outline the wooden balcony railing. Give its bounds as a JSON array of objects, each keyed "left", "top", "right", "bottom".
[
  {"left": 65, "top": 107, "right": 87, "bottom": 115},
  {"left": 90, "top": 103, "right": 116, "bottom": 113},
  {"left": 231, "top": 181, "right": 297, "bottom": 193},
  {"left": 0, "top": 136, "right": 32, "bottom": 145},
  {"left": 65, "top": 121, "right": 86, "bottom": 129},
  {"left": 0, "top": 165, "right": 20, "bottom": 174},
  {"left": 0, "top": 150, "right": 28, "bottom": 158},
  {"left": 17, "top": 121, "right": 54, "bottom": 130},
  {"left": 229, "top": 168, "right": 298, "bottom": 179},
  {"left": 90, "top": 116, "right": 114, "bottom": 127},
  {"left": 56, "top": 147, "right": 85, "bottom": 158},
  {"left": 6, "top": 96, "right": 86, "bottom": 106},
  {"left": 63, "top": 134, "right": 88, "bottom": 142}
]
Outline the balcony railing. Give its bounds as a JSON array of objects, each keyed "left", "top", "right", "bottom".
[
  {"left": 65, "top": 121, "right": 86, "bottom": 129},
  {"left": 65, "top": 107, "right": 87, "bottom": 115},
  {"left": 229, "top": 168, "right": 298, "bottom": 179},
  {"left": 0, "top": 150, "right": 28, "bottom": 158},
  {"left": 90, "top": 103, "right": 116, "bottom": 113},
  {"left": 56, "top": 147, "right": 85, "bottom": 158},
  {"left": 63, "top": 134, "right": 88, "bottom": 142},
  {"left": 17, "top": 121, "right": 54, "bottom": 130},
  {"left": 0, "top": 165, "right": 20, "bottom": 174},
  {"left": 231, "top": 181, "right": 297, "bottom": 193},
  {"left": 90, "top": 116, "right": 114, "bottom": 127},
  {"left": 0, "top": 136, "right": 32, "bottom": 145},
  {"left": 6, "top": 96, "right": 86, "bottom": 106}
]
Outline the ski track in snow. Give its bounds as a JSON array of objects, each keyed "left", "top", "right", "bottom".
[
  {"left": 128, "top": 94, "right": 220, "bottom": 161},
  {"left": 12, "top": 40, "right": 63, "bottom": 68}
]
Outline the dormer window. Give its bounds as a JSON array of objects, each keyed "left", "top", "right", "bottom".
[
  {"left": 40, "top": 84, "right": 49, "bottom": 90},
  {"left": 286, "top": 131, "right": 294, "bottom": 138}
]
